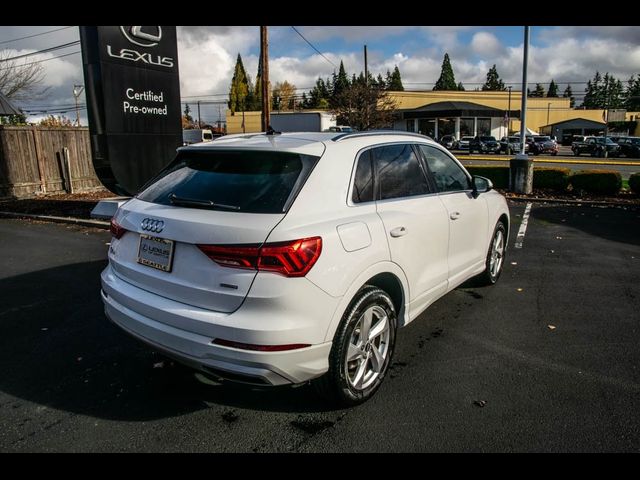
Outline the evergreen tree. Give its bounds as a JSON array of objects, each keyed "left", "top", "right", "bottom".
[
  {"left": 529, "top": 83, "right": 545, "bottom": 97},
  {"left": 376, "top": 74, "right": 385, "bottom": 88},
  {"left": 332, "top": 61, "right": 350, "bottom": 98},
  {"left": 582, "top": 71, "right": 625, "bottom": 108},
  {"left": 481, "top": 65, "right": 506, "bottom": 91},
  {"left": 388, "top": 65, "right": 404, "bottom": 91},
  {"left": 433, "top": 53, "right": 457, "bottom": 91},
  {"left": 547, "top": 79, "right": 559, "bottom": 97},
  {"left": 183, "top": 104, "right": 193, "bottom": 122},
  {"left": 228, "top": 54, "right": 250, "bottom": 113},
  {"left": 253, "top": 55, "right": 263, "bottom": 111},
  {"left": 457, "top": 82, "right": 465, "bottom": 91},
  {"left": 563, "top": 84, "right": 575, "bottom": 108},
  {"left": 625, "top": 75, "right": 640, "bottom": 111},
  {"left": 384, "top": 70, "right": 392, "bottom": 89}
]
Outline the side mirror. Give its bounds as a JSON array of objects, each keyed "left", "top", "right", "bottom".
[{"left": 472, "top": 175, "right": 493, "bottom": 198}]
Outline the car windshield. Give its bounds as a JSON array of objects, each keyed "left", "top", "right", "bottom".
[
  {"left": 508, "top": 137, "right": 521, "bottom": 142},
  {"left": 137, "top": 150, "right": 319, "bottom": 213},
  {"left": 480, "top": 136, "right": 496, "bottom": 142},
  {"left": 596, "top": 138, "right": 616, "bottom": 145},
  {"left": 461, "top": 137, "right": 474, "bottom": 141},
  {"left": 534, "top": 136, "right": 550, "bottom": 142}
]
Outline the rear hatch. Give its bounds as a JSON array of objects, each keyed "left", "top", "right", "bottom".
[{"left": 109, "top": 147, "right": 321, "bottom": 313}]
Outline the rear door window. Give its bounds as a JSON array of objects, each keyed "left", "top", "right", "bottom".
[
  {"left": 137, "top": 150, "right": 318, "bottom": 213},
  {"left": 352, "top": 150, "right": 374, "bottom": 203},
  {"left": 371, "top": 144, "right": 430, "bottom": 200}
]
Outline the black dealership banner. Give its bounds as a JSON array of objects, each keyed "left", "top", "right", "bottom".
[{"left": 80, "top": 26, "right": 182, "bottom": 195}]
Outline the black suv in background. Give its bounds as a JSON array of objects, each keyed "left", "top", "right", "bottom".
[
  {"left": 469, "top": 136, "right": 500, "bottom": 154},
  {"left": 617, "top": 137, "right": 640, "bottom": 158},
  {"left": 572, "top": 136, "right": 620, "bottom": 157}
]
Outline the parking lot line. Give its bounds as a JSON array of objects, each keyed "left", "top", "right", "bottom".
[{"left": 515, "top": 202, "right": 532, "bottom": 249}]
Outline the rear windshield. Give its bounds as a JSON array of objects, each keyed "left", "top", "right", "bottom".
[
  {"left": 137, "top": 150, "right": 319, "bottom": 213},
  {"left": 480, "top": 136, "right": 496, "bottom": 141}
]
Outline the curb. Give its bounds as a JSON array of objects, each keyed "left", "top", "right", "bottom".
[
  {"left": 459, "top": 156, "right": 640, "bottom": 167},
  {"left": 0, "top": 211, "right": 110, "bottom": 229},
  {"left": 504, "top": 196, "right": 639, "bottom": 207}
]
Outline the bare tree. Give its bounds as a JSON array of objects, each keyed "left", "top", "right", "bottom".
[
  {"left": 272, "top": 81, "right": 297, "bottom": 111},
  {"left": 0, "top": 50, "right": 50, "bottom": 101},
  {"left": 330, "top": 80, "right": 397, "bottom": 131}
]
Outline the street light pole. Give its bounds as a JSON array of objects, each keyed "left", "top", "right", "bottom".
[
  {"left": 73, "top": 84, "right": 84, "bottom": 127},
  {"left": 510, "top": 25, "right": 533, "bottom": 194},
  {"left": 547, "top": 102, "right": 551, "bottom": 126}
]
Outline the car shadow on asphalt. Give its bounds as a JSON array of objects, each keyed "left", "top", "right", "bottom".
[
  {"left": 0, "top": 260, "right": 339, "bottom": 420},
  {"left": 529, "top": 204, "right": 640, "bottom": 246}
]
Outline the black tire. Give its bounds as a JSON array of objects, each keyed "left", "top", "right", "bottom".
[
  {"left": 313, "top": 285, "right": 397, "bottom": 406},
  {"left": 475, "top": 221, "right": 507, "bottom": 286}
]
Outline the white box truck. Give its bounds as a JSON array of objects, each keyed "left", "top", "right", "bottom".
[
  {"left": 269, "top": 112, "right": 337, "bottom": 132},
  {"left": 183, "top": 129, "right": 214, "bottom": 145}
]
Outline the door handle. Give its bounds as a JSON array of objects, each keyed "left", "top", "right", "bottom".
[
  {"left": 390, "top": 226, "right": 407, "bottom": 238},
  {"left": 450, "top": 211, "right": 461, "bottom": 220}
]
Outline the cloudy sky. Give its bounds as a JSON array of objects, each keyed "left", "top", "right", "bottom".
[{"left": 1, "top": 26, "right": 639, "bottom": 124}]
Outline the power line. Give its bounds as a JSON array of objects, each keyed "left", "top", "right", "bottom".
[
  {"left": 0, "top": 50, "right": 80, "bottom": 71},
  {"left": 0, "top": 41, "right": 80, "bottom": 63},
  {"left": 290, "top": 26, "right": 337, "bottom": 69},
  {"left": 0, "top": 26, "right": 75, "bottom": 46}
]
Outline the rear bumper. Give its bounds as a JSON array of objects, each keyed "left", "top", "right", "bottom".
[{"left": 101, "top": 265, "right": 336, "bottom": 385}]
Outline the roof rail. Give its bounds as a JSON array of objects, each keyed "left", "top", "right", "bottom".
[{"left": 332, "top": 130, "right": 434, "bottom": 142}]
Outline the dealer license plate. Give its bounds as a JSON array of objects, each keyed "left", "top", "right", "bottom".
[{"left": 137, "top": 234, "right": 175, "bottom": 272}]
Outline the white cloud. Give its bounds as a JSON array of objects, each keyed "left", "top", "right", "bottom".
[{"left": 471, "top": 32, "right": 503, "bottom": 57}]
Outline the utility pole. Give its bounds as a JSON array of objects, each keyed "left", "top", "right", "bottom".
[
  {"left": 547, "top": 102, "right": 551, "bottom": 126},
  {"left": 364, "top": 45, "right": 368, "bottom": 85},
  {"left": 364, "top": 44, "right": 369, "bottom": 129},
  {"left": 260, "top": 26, "right": 270, "bottom": 132},
  {"left": 507, "top": 86, "right": 512, "bottom": 135},
  {"left": 73, "top": 84, "right": 84, "bottom": 127}
]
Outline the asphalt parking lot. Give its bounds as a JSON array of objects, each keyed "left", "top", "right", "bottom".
[{"left": 1, "top": 201, "right": 639, "bottom": 452}]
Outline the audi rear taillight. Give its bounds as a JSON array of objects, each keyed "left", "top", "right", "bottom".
[
  {"left": 197, "top": 237, "right": 322, "bottom": 277},
  {"left": 110, "top": 218, "right": 126, "bottom": 239}
]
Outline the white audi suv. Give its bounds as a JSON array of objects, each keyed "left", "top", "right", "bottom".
[{"left": 101, "top": 131, "right": 510, "bottom": 405}]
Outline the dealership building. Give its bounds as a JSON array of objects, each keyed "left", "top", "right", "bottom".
[{"left": 226, "top": 90, "right": 640, "bottom": 138}]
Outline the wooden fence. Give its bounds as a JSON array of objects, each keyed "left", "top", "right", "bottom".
[{"left": 0, "top": 126, "right": 104, "bottom": 199}]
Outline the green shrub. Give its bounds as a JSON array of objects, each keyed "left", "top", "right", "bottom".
[
  {"left": 533, "top": 167, "right": 571, "bottom": 191},
  {"left": 465, "top": 166, "right": 509, "bottom": 189},
  {"left": 569, "top": 170, "right": 622, "bottom": 195},
  {"left": 629, "top": 173, "right": 640, "bottom": 194}
]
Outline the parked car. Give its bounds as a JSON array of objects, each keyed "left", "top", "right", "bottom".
[
  {"left": 499, "top": 136, "right": 529, "bottom": 155},
  {"left": 328, "top": 125, "right": 356, "bottom": 132},
  {"left": 439, "top": 134, "right": 457, "bottom": 150},
  {"left": 102, "top": 131, "right": 510, "bottom": 406},
  {"left": 571, "top": 136, "right": 620, "bottom": 157},
  {"left": 457, "top": 135, "right": 474, "bottom": 151},
  {"left": 469, "top": 135, "right": 500, "bottom": 154},
  {"left": 617, "top": 137, "right": 640, "bottom": 158},
  {"left": 528, "top": 135, "right": 559, "bottom": 156}
]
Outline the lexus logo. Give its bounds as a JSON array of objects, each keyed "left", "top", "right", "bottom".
[
  {"left": 141, "top": 218, "right": 164, "bottom": 233},
  {"left": 120, "top": 26, "right": 162, "bottom": 47}
]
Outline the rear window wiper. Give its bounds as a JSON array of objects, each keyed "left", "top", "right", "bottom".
[{"left": 169, "top": 193, "right": 241, "bottom": 211}]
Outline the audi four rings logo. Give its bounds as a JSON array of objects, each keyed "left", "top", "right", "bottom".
[
  {"left": 120, "top": 26, "right": 162, "bottom": 47},
  {"left": 141, "top": 218, "right": 164, "bottom": 233}
]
